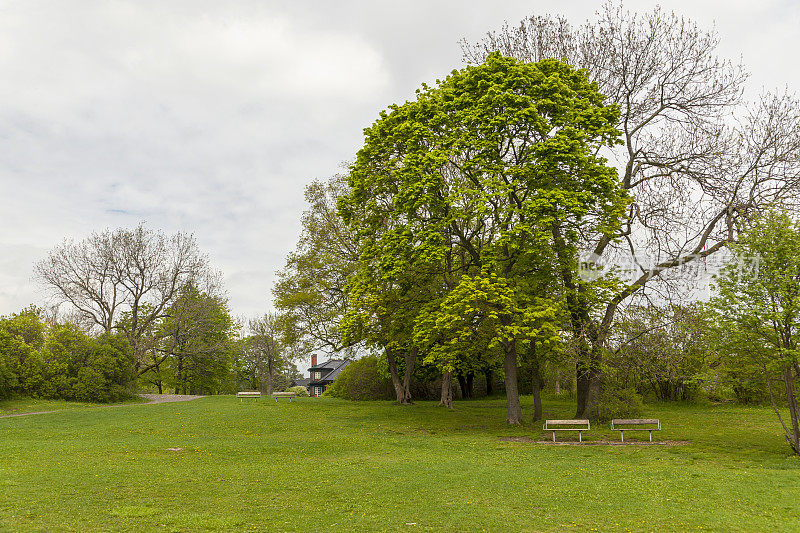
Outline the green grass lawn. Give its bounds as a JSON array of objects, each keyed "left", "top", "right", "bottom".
[
  {"left": 0, "top": 397, "right": 99, "bottom": 416},
  {"left": 0, "top": 396, "right": 146, "bottom": 416},
  {"left": 1, "top": 395, "right": 799, "bottom": 532}
]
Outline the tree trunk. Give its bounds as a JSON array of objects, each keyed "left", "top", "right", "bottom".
[
  {"left": 575, "top": 346, "right": 602, "bottom": 419},
  {"left": 387, "top": 346, "right": 413, "bottom": 405},
  {"left": 174, "top": 354, "right": 183, "bottom": 395},
  {"left": 439, "top": 370, "right": 453, "bottom": 409},
  {"left": 156, "top": 380, "right": 162, "bottom": 394},
  {"left": 485, "top": 369, "right": 494, "bottom": 396},
  {"left": 457, "top": 374, "right": 467, "bottom": 400},
  {"left": 504, "top": 343, "right": 522, "bottom": 425},
  {"left": 466, "top": 372, "right": 474, "bottom": 399},
  {"left": 575, "top": 362, "right": 587, "bottom": 416},
  {"left": 784, "top": 367, "right": 800, "bottom": 454},
  {"left": 528, "top": 342, "right": 544, "bottom": 421},
  {"left": 554, "top": 369, "right": 560, "bottom": 395},
  {"left": 532, "top": 377, "right": 543, "bottom": 422},
  {"left": 402, "top": 347, "right": 417, "bottom": 404}
]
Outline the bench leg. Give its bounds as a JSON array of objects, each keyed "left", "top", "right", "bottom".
[
  {"left": 649, "top": 430, "right": 652, "bottom": 442},
  {"left": 620, "top": 431, "right": 624, "bottom": 442},
  {"left": 579, "top": 431, "right": 582, "bottom": 443},
  {"left": 552, "top": 431, "right": 556, "bottom": 442}
]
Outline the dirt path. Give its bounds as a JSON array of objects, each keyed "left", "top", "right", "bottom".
[
  {"left": 0, "top": 394, "right": 205, "bottom": 419},
  {"left": 137, "top": 394, "right": 205, "bottom": 404}
]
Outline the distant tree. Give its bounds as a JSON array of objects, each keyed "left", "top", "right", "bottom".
[
  {"left": 242, "top": 313, "right": 294, "bottom": 395},
  {"left": 710, "top": 210, "right": 800, "bottom": 454},
  {"left": 35, "top": 223, "right": 215, "bottom": 373},
  {"left": 157, "top": 285, "right": 236, "bottom": 395},
  {"left": 610, "top": 304, "right": 712, "bottom": 402},
  {"left": 273, "top": 177, "right": 360, "bottom": 355}
]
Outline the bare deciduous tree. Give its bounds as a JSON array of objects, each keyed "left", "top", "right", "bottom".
[
  {"left": 462, "top": 2, "right": 800, "bottom": 417},
  {"left": 35, "top": 223, "right": 213, "bottom": 373},
  {"left": 246, "top": 313, "right": 289, "bottom": 395}
]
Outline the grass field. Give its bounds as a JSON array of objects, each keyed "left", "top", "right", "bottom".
[{"left": 1, "top": 395, "right": 799, "bottom": 532}]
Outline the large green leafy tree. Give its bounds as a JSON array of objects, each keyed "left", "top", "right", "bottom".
[
  {"left": 340, "top": 54, "right": 628, "bottom": 423},
  {"left": 710, "top": 210, "right": 800, "bottom": 454}
]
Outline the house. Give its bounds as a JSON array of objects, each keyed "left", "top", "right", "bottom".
[{"left": 307, "top": 355, "right": 350, "bottom": 397}]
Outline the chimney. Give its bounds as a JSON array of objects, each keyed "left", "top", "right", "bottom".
[{"left": 311, "top": 354, "right": 317, "bottom": 368}]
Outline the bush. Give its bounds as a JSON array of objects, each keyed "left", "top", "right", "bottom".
[
  {"left": 21, "top": 326, "right": 135, "bottom": 403},
  {"left": 286, "top": 385, "right": 309, "bottom": 397},
  {"left": 1, "top": 309, "right": 136, "bottom": 403},
  {"left": 325, "top": 357, "right": 394, "bottom": 400},
  {"left": 597, "top": 385, "right": 644, "bottom": 421},
  {"left": 0, "top": 331, "right": 22, "bottom": 399}
]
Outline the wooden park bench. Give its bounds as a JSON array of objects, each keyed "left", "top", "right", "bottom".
[
  {"left": 271, "top": 391, "right": 296, "bottom": 402},
  {"left": 236, "top": 391, "right": 261, "bottom": 402},
  {"left": 611, "top": 419, "right": 661, "bottom": 442},
  {"left": 543, "top": 419, "right": 591, "bottom": 442}
]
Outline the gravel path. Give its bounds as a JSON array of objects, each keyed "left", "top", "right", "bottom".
[
  {"left": 138, "top": 394, "right": 205, "bottom": 404},
  {"left": 0, "top": 394, "right": 205, "bottom": 418}
]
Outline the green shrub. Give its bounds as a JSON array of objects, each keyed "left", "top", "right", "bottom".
[
  {"left": 286, "top": 385, "right": 309, "bottom": 397},
  {"left": 1, "top": 309, "right": 136, "bottom": 403},
  {"left": 21, "top": 326, "right": 135, "bottom": 403},
  {"left": 0, "top": 330, "right": 22, "bottom": 399},
  {"left": 597, "top": 385, "right": 644, "bottom": 421},
  {"left": 325, "top": 357, "right": 393, "bottom": 400}
]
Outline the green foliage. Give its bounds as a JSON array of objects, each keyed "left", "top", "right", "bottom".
[
  {"left": 0, "top": 309, "right": 136, "bottom": 403},
  {"left": 414, "top": 273, "right": 560, "bottom": 371},
  {"left": 273, "top": 177, "right": 359, "bottom": 354},
  {"left": 285, "top": 385, "right": 309, "bottom": 397},
  {"left": 709, "top": 209, "right": 800, "bottom": 452},
  {"left": 338, "top": 54, "right": 628, "bottom": 416},
  {"left": 155, "top": 286, "right": 237, "bottom": 395},
  {"left": 597, "top": 385, "right": 644, "bottom": 421},
  {"left": 324, "top": 357, "right": 394, "bottom": 400},
  {"left": 25, "top": 325, "right": 135, "bottom": 403}
]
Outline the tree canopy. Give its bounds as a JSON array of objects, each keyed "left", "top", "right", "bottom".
[{"left": 339, "top": 54, "right": 628, "bottom": 423}]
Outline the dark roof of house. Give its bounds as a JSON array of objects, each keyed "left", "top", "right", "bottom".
[
  {"left": 308, "top": 359, "right": 351, "bottom": 384},
  {"left": 308, "top": 358, "right": 347, "bottom": 372},
  {"left": 324, "top": 360, "right": 351, "bottom": 381},
  {"left": 291, "top": 378, "right": 310, "bottom": 388}
]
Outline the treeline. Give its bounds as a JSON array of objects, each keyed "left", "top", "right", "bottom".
[
  {"left": 0, "top": 303, "right": 302, "bottom": 403},
  {"left": 274, "top": 3, "right": 800, "bottom": 434},
  {"left": 1, "top": 224, "right": 301, "bottom": 402}
]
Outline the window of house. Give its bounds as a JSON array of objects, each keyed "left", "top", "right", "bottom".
[{"left": 314, "top": 386, "right": 322, "bottom": 396}]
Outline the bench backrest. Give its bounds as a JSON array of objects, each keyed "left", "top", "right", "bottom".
[
  {"left": 237, "top": 391, "right": 261, "bottom": 396},
  {"left": 611, "top": 418, "right": 660, "bottom": 428},
  {"left": 272, "top": 392, "right": 296, "bottom": 397},
  {"left": 544, "top": 419, "right": 590, "bottom": 429}
]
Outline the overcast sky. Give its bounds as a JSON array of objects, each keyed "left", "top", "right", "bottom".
[{"left": 1, "top": 0, "right": 798, "bottom": 322}]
